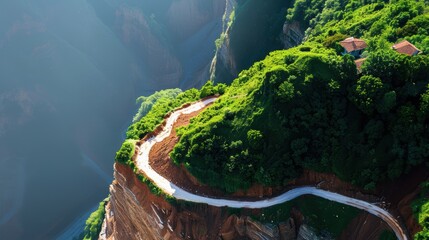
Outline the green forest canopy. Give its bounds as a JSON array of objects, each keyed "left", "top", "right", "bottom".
[
  {"left": 171, "top": 0, "right": 429, "bottom": 193},
  {"left": 115, "top": 0, "right": 429, "bottom": 238}
]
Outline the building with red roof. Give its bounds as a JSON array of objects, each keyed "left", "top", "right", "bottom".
[
  {"left": 392, "top": 40, "right": 421, "bottom": 56},
  {"left": 340, "top": 37, "right": 368, "bottom": 58},
  {"left": 354, "top": 58, "right": 366, "bottom": 74}
]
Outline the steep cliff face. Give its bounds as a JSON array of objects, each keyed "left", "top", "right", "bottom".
[
  {"left": 114, "top": 6, "right": 183, "bottom": 90},
  {"left": 210, "top": 0, "right": 295, "bottom": 84},
  {"left": 102, "top": 163, "right": 302, "bottom": 240},
  {"left": 89, "top": 0, "right": 225, "bottom": 90},
  {"left": 280, "top": 21, "right": 304, "bottom": 49},
  {"left": 166, "top": 0, "right": 226, "bottom": 41},
  {"left": 209, "top": 0, "right": 238, "bottom": 84}
]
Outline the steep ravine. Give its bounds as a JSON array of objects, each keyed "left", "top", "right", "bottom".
[{"left": 88, "top": 0, "right": 225, "bottom": 90}]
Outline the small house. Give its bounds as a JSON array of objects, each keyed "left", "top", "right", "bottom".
[
  {"left": 392, "top": 40, "right": 421, "bottom": 56},
  {"left": 354, "top": 58, "right": 366, "bottom": 74},
  {"left": 340, "top": 37, "right": 367, "bottom": 58}
]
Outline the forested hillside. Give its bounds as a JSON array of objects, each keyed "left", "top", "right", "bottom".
[
  {"left": 172, "top": 0, "right": 429, "bottom": 192},
  {"left": 113, "top": 0, "right": 429, "bottom": 238}
]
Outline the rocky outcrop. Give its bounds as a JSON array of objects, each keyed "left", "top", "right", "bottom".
[
  {"left": 209, "top": 0, "right": 238, "bottom": 84},
  {"left": 102, "top": 163, "right": 301, "bottom": 240},
  {"left": 281, "top": 21, "right": 305, "bottom": 49},
  {"left": 210, "top": 1, "right": 301, "bottom": 84}
]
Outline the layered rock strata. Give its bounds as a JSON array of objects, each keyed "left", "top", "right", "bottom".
[{"left": 102, "top": 163, "right": 300, "bottom": 240}]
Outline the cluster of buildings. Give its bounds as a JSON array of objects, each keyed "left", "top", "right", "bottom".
[{"left": 339, "top": 37, "right": 421, "bottom": 72}]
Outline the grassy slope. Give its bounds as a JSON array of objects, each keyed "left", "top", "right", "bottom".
[{"left": 81, "top": 198, "right": 108, "bottom": 240}]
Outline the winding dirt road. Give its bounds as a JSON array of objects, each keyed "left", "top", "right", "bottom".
[{"left": 135, "top": 97, "right": 408, "bottom": 240}]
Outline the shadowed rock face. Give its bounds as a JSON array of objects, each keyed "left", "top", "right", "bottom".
[
  {"left": 210, "top": 0, "right": 292, "bottom": 85},
  {"left": 89, "top": 0, "right": 226, "bottom": 90},
  {"left": 0, "top": 1, "right": 225, "bottom": 239},
  {"left": 104, "top": 163, "right": 299, "bottom": 240}
]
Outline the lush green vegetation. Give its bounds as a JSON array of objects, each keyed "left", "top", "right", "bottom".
[
  {"left": 412, "top": 182, "right": 429, "bottom": 239},
  {"left": 115, "top": 84, "right": 226, "bottom": 201},
  {"left": 82, "top": 198, "right": 109, "bottom": 240},
  {"left": 287, "top": 0, "right": 429, "bottom": 53},
  {"left": 116, "top": 89, "right": 200, "bottom": 200},
  {"left": 115, "top": 140, "right": 136, "bottom": 164},
  {"left": 125, "top": 83, "right": 227, "bottom": 141},
  {"left": 126, "top": 89, "right": 201, "bottom": 140},
  {"left": 109, "top": 0, "right": 429, "bottom": 238},
  {"left": 171, "top": 0, "right": 429, "bottom": 193},
  {"left": 132, "top": 88, "right": 182, "bottom": 123}
]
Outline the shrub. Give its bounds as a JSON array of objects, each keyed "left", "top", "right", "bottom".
[
  {"left": 115, "top": 140, "right": 135, "bottom": 164},
  {"left": 83, "top": 198, "right": 109, "bottom": 240}
]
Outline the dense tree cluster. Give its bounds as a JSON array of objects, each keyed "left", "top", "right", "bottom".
[
  {"left": 82, "top": 198, "right": 108, "bottom": 240},
  {"left": 413, "top": 182, "right": 429, "bottom": 239},
  {"left": 114, "top": 0, "right": 429, "bottom": 237},
  {"left": 115, "top": 140, "right": 135, "bottom": 164},
  {"left": 132, "top": 88, "right": 182, "bottom": 123},
  {"left": 126, "top": 89, "right": 201, "bottom": 139},
  {"left": 114, "top": 85, "right": 227, "bottom": 199},
  {"left": 171, "top": 40, "right": 429, "bottom": 193},
  {"left": 287, "top": 0, "right": 429, "bottom": 54}
]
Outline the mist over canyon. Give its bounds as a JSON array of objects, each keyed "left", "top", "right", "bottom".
[{"left": 0, "top": 0, "right": 224, "bottom": 239}]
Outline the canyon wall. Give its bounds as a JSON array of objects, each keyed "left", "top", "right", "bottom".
[
  {"left": 209, "top": 0, "right": 302, "bottom": 84},
  {"left": 89, "top": 0, "right": 226, "bottom": 90},
  {"left": 102, "top": 163, "right": 304, "bottom": 240}
]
